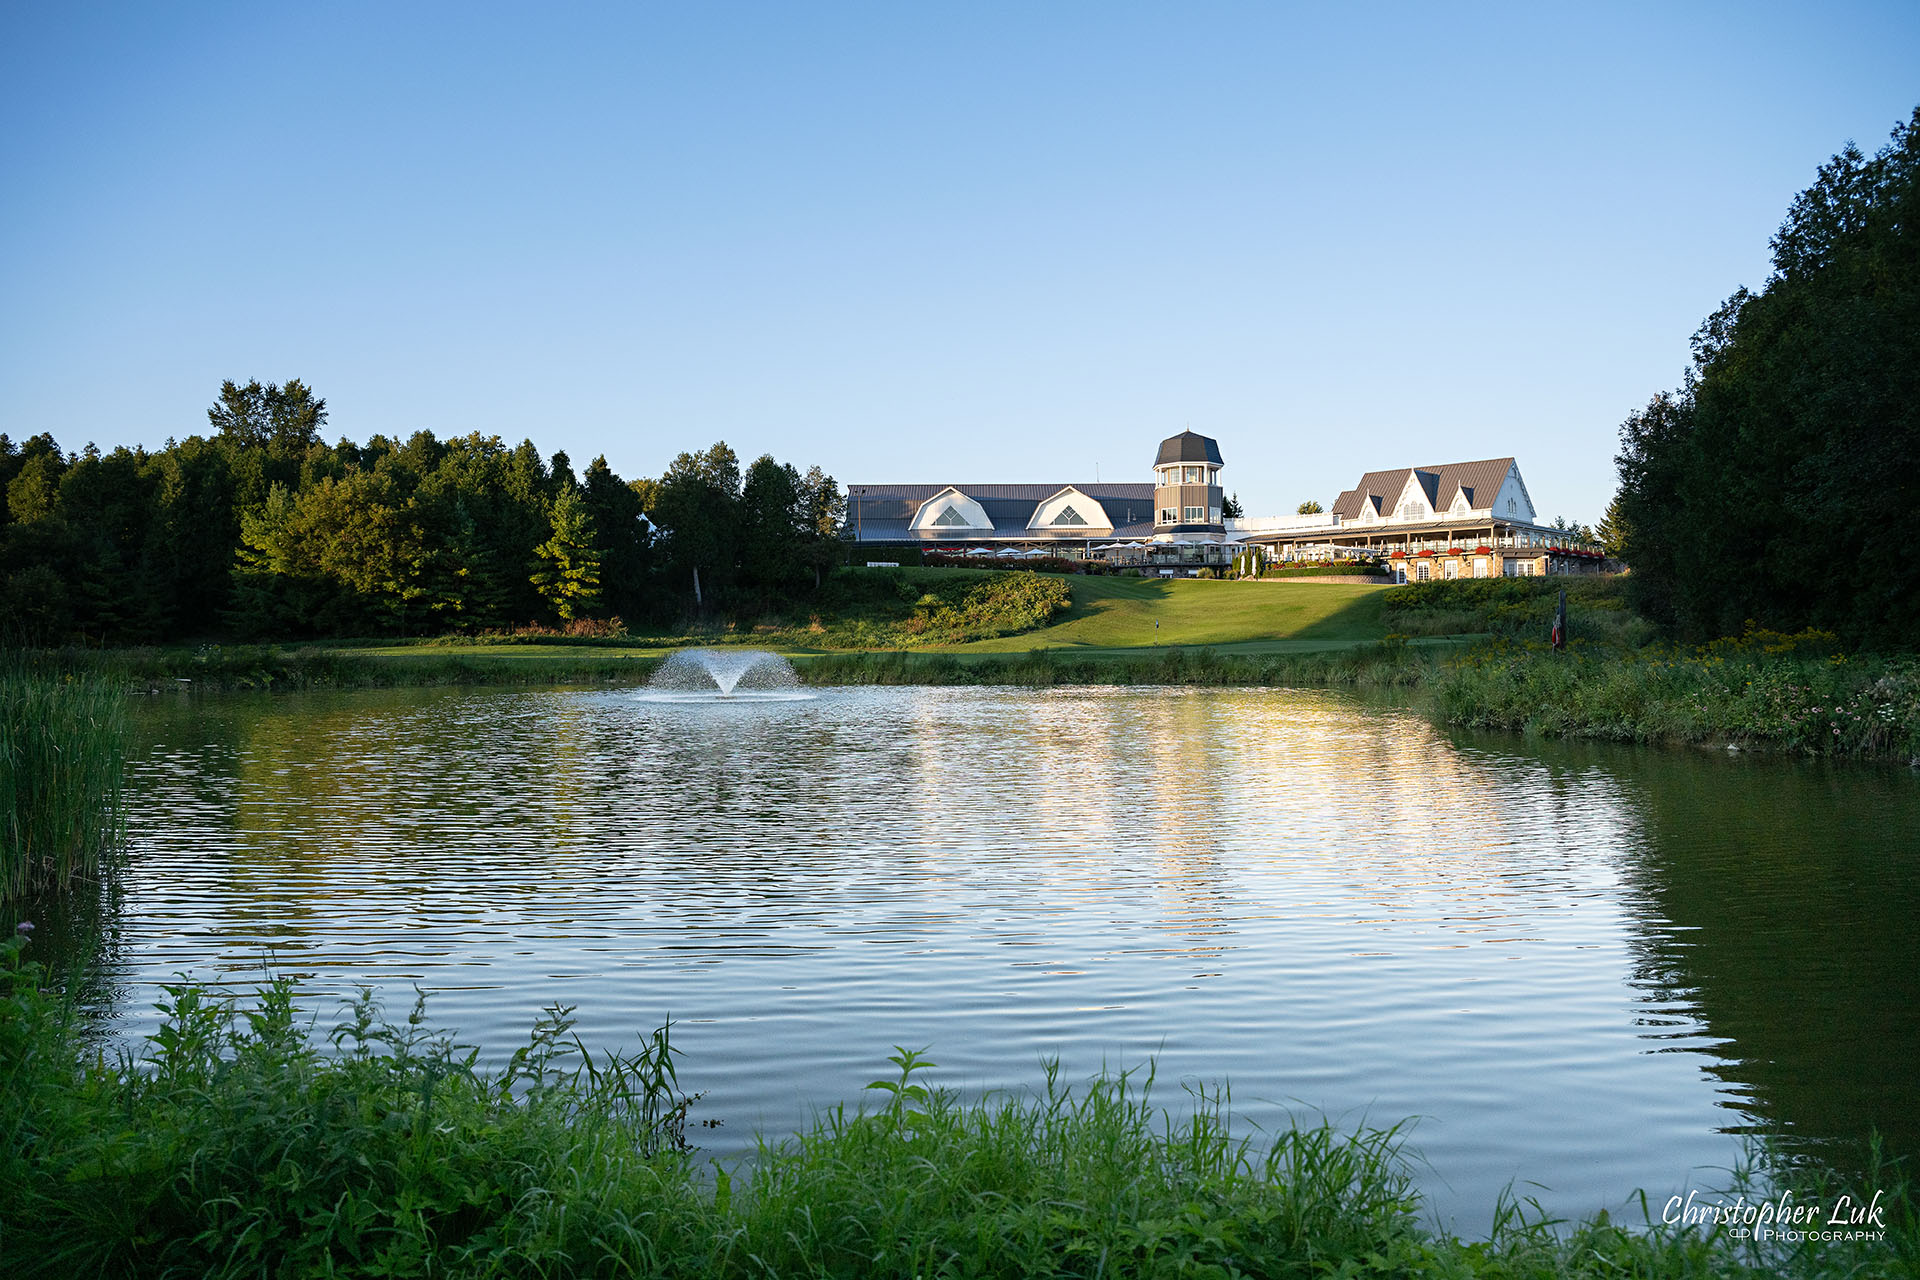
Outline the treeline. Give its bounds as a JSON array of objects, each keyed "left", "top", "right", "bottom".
[
  {"left": 0, "top": 380, "right": 845, "bottom": 644},
  {"left": 1614, "top": 107, "right": 1919, "bottom": 647}
]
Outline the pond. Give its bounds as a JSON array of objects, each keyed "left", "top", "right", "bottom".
[{"left": 32, "top": 683, "right": 1920, "bottom": 1232}]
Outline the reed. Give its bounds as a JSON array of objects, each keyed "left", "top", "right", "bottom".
[
  {"left": 0, "top": 666, "right": 126, "bottom": 901},
  {"left": 1430, "top": 632, "right": 1920, "bottom": 758},
  {"left": 3, "top": 933, "right": 1911, "bottom": 1278}
]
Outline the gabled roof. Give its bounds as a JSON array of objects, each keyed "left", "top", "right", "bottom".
[
  {"left": 1027, "top": 485, "right": 1115, "bottom": 531},
  {"left": 1154, "top": 431, "right": 1224, "bottom": 466},
  {"left": 1333, "top": 489, "right": 1381, "bottom": 518},
  {"left": 847, "top": 483, "right": 1157, "bottom": 541},
  {"left": 1331, "top": 458, "right": 1516, "bottom": 521}
]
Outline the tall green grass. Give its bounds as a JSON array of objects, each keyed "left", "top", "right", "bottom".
[
  {"left": 4, "top": 933, "right": 1912, "bottom": 1278},
  {"left": 1431, "top": 630, "right": 1920, "bottom": 758},
  {"left": 795, "top": 640, "right": 1436, "bottom": 690},
  {"left": 0, "top": 668, "right": 126, "bottom": 900}
]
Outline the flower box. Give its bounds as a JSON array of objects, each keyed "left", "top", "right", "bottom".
[
  {"left": 1474, "top": 546, "right": 1492, "bottom": 554},
  {"left": 1389, "top": 551, "right": 1406, "bottom": 559},
  {"left": 1417, "top": 549, "right": 1436, "bottom": 557}
]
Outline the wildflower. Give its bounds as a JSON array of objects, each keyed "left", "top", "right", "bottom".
[{"left": 14, "top": 921, "right": 31, "bottom": 934}]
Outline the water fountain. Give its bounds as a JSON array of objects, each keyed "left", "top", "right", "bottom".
[{"left": 638, "top": 648, "right": 813, "bottom": 701}]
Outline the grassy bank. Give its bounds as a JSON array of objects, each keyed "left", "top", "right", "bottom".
[
  {"left": 2, "top": 934, "right": 1909, "bottom": 1279},
  {"left": 17, "top": 643, "right": 671, "bottom": 692},
  {"left": 0, "top": 669, "right": 126, "bottom": 901},
  {"left": 1430, "top": 630, "right": 1920, "bottom": 760},
  {"left": 794, "top": 638, "right": 1437, "bottom": 688},
  {"left": 16, "top": 574, "right": 1920, "bottom": 761}
]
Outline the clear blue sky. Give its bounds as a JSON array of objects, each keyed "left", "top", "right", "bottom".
[{"left": 4, "top": 3, "right": 1916, "bottom": 524}]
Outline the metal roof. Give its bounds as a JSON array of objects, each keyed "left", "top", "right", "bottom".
[
  {"left": 1330, "top": 458, "right": 1516, "bottom": 521},
  {"left": 845, "top": 484, "right": 1157, "bottom": 541},
  {"left": 1153, "top": 431, "right": 1224, "bottom": 466}
]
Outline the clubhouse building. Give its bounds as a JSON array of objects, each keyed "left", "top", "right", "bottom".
[{"left": 845, "top": 431, "right": 1603, "bottom": 579}]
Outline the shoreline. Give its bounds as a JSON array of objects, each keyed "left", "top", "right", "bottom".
[
  {"left": 15, "top": 637, "right": 1920, "bottom": 767},
  {"left": 3, "top": 935, "right": 1910, "bottom": 1278},
  {"left": 13, "top": 635, "right": 1920, "bottom": 763}
]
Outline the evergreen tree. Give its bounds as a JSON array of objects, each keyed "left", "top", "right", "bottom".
[
  {"left": 531, "top": 488, "right": 604, "bottom": 621},
  {"left": 1615, "top": 107, "right": 1920, "bottom": 645},
  {"left": 581, "top": 456, "right": 652, "bottom": 620},
  {"left": 646, "top": 442, "right": 741, "bottom": 609}
]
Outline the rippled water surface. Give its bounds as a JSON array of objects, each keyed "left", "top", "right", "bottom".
[{"left": 42, "top": 684, "right": 1920, "bottom": 1229}]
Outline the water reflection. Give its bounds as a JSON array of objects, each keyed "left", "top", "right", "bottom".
[{"left": 41, "top": 685, "right": 1920, "bottom": 1232}]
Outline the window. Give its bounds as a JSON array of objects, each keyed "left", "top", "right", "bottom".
[
  {"left": 1051, "top": 504, "right": 1087, "bottom": 527},
  {"left": 1474, "top": 558, "right": 1489, "bottom": 578},
  {"left": 1209, "top": 507, "right": 1221, "bottom": 523},
  {"left": 1415, "top": 563, "right": 1431, "bottom": 581},
  {"left": 1517, "top": 560, "right": 1534, "bottom": 576},
  {"left": 932, "top": 506, "right": 967, "bottom": 527},
  {"left": 1444, "top": 560, "right": 1459, "bottom": 579},
  {"left": 1399, "top": 502, "right": 1424, "bottom": 520},
  {"left": 1159, "top": 507, "right": 1177, "bottom": 524},
  {"left": 1184, "top": 466, "right": 1201, "bottom": 483},
  {"left": 1183, "top": 506, "right": 1206, "bottom": 522}
]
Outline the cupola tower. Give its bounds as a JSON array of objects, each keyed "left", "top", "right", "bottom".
[{"left": 1152, "top": 431, "right": 1225, "bottom": 534}]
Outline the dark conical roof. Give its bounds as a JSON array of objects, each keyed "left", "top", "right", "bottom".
[{"left": 1155, "top": 430, "right": 1223, "bottom": 466}]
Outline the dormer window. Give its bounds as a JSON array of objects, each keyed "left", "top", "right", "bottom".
[
  {"left": 1399, "top": 502, "right": 1424, "bottom": 520},
  {"left": 932, "top": 506, "right": 967, "bottom": 527},
  {"left": 1051, "top": 505, "right": 1087, "bottom": 527}
]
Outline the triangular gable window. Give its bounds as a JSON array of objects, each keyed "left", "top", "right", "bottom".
[
  {"left": 1052, "top": 504, "right": 1088, "bottom": 527},
  {"left": 932, "top": 505, "right": 968, "bottom": 527}
]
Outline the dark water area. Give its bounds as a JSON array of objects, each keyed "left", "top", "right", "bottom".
[{"left": 15, "top": 684, "right": 1918, "bottom": 1232}]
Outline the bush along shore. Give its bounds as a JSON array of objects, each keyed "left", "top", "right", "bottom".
[
  {"left": 1426, "top": 629, "right": 1920, "bottom": 761},
  {"left": 1, "top": 933, "right": 1910, "bottom": 1279}
]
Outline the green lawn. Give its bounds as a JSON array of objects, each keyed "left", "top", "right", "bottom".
[
  {"left": 335, "top": 578, "right": 1394, "bottom": 661},
  {"left": 940, "top": 577, "right": 1392, "bottom": 653}
]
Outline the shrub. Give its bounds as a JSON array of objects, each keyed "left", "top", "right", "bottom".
[{"left": 1261, "top": 560, "right": 1387, "bottom": 578}]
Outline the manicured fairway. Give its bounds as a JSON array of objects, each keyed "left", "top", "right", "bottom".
[
  {"left": 943, "top": 577, "right": 1391, "bottom": 653},
  {"left": 337, "top": 579, "right": 1392, "bottom": 661}
]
